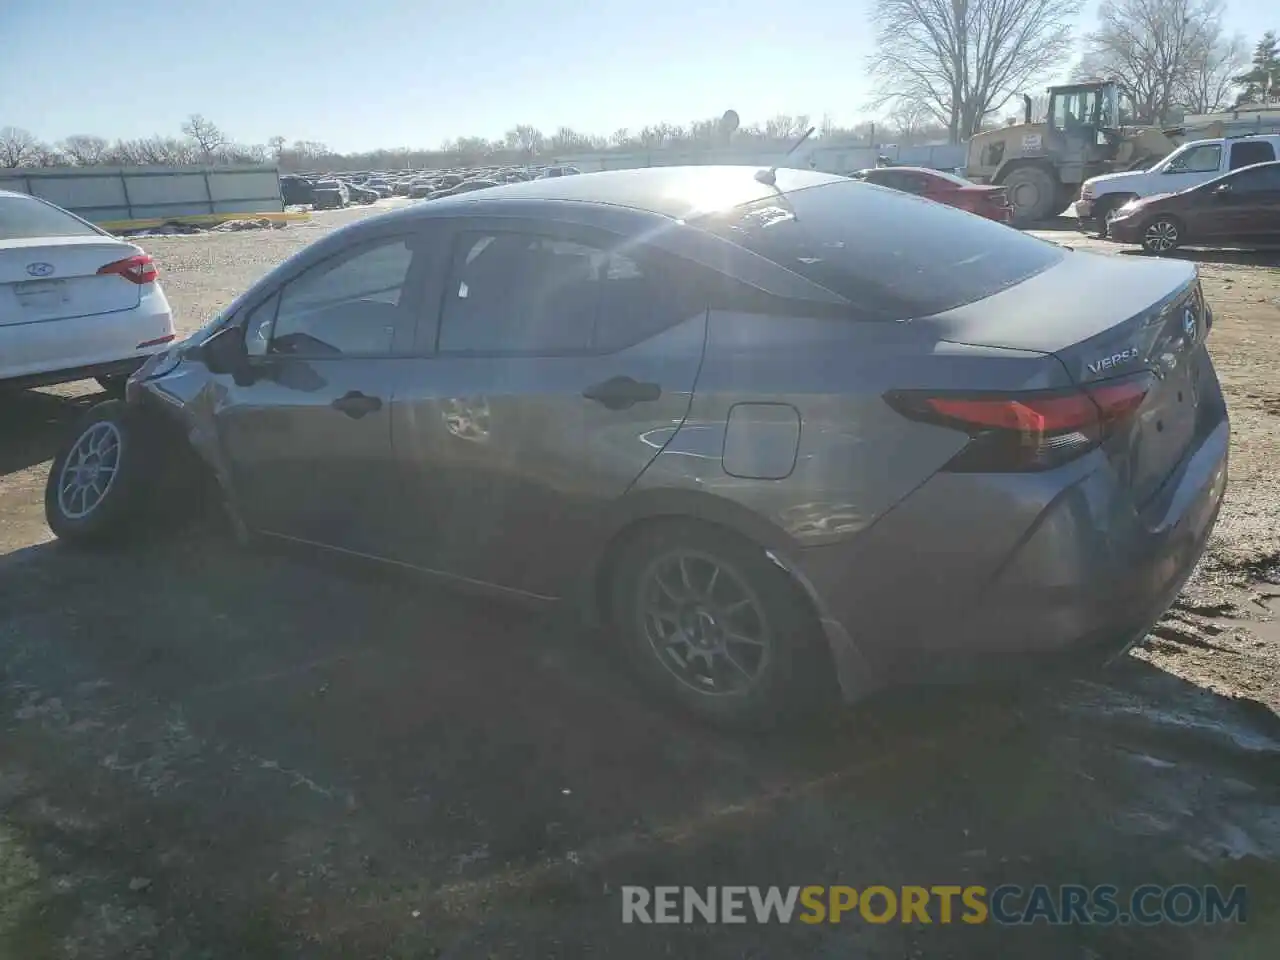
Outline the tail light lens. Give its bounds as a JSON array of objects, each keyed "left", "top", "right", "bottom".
[
  {"left": 885, "top": 374, "right": 1151, "bottom": 472},
  {"left": 97, "top": 254, "right": 158, "bottom": 284}
]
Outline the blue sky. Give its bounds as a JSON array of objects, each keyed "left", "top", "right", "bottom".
[{"left": 1, "top": 0, "right": 1274, "bottom": 152}]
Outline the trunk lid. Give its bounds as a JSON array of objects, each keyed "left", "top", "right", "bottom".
[
  {"left": 920, "top": 250, "right": 1208, "bottom": 507},
  {"left": 0, "top": 237, "right": 145, "bottom": 326}
]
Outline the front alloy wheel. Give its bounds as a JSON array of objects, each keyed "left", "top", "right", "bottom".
[
  {"left": 56, "top": 421, "right": 122, "bottom": 520},
  {"left": 44, "top": 400, "right": 152, "bottom": 545},
  {"left": 1143, "top": 217, "right": 1181, "bottom": 253}
]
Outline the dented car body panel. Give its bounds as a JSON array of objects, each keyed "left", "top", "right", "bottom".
[{"left": 110, "top": 167, "right": 1227, "bottom": 705}]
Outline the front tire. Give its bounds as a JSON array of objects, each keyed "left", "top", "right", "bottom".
[
  {"left": 609, "top": 521, "right": 835, "bottom": 730},
  {"left": 44, "top": 400, "right": 154, "bottom": 545},
  {"left": 1141, "top": 216, "right": 1183, "bottom": 254}
]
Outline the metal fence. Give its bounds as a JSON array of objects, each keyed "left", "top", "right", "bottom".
[
  {"left": 0, "top": 164, "right": 284, "bottom": 226},
  {"left": 553, "top": 142, "right": 969, "bottom": 176}
]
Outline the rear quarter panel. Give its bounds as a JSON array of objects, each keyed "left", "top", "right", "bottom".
[{"left": 630, "top": 309, "right": 1075, "bottom": 549}]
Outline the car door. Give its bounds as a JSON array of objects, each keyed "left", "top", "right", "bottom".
[
  {"left": 214, "top": 230, "right": 436, "bottom": 555},
  {"left": 389, "top": 220, "right": 708, "bottom": 598},
  {"left": 1201, "top": 165, "right": 1280, "bottom": 243}
]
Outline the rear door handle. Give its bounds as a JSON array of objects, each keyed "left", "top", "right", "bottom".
[
  {"left": 582, "top": 375, "right": 662, "bottom": 410},
  {"left": 331, "top": 390, "right": 383, "bottom": 419}
]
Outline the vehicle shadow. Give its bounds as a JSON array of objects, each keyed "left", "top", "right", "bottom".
[
  {"left": 1118, "top": 247, "right": 1280, "bottom": 266},
  {"left": 0, "top": 387, "right": 104, "bottom": 477},
  {"left": 1023, "top": 215, "right": 1082, "bottom": 232},
  {"left": 1, "top": 531, "right": 1277, "bottom": 957}
]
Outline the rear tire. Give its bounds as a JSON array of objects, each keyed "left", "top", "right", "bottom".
[
  {"left": 608, "top": 521, "right": 835, "bottom": 730},
  {"left": 44, "top": 400, "right": 155, "bottom": 545},
  {"left": 1002, "top": 166, "right": 1059, "bottom": 225},
  {"left": 1141, "top": 215, "right": 1183, "bottom": 254}
]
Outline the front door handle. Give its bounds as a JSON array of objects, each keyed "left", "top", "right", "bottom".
[
  {"left": 582, "top": 376, "right": 662, "bottom": 410},
  {"left": 331, "top": 390, "right": 383, "bottom": 419}
]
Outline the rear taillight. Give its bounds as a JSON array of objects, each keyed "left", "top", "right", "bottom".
[
  {"left": 97, "top": 254, "right": 158, "bottom": 284},
  {"left": 886, "top": 374, "right": 1151, "bottom": 472}
]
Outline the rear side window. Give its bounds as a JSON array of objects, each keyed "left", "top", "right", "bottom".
[
  {"left": 1228, "top": 140, "right": 1275, "bottom": 170},
  {"left": 0, "top": 194, "right": 102, "bottom": 240},
  {"left": 693, "top": 180, "right": 1064, "bottom": 319},
  {"left": 438, "top": 230, "right": 683, "bottom": 354}
]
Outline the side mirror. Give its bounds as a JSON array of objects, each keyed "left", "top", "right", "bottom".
[{"left": 200, "top": 325, "right": 251, "bottom": 383}]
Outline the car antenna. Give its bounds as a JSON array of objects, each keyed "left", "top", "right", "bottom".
[{"left": 756, "top": 126, "right": 817, "bottom": 186}]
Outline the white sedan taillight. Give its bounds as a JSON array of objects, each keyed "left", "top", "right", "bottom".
[{"left": 97, "top": 254, "right": 158, "bottom": 284}]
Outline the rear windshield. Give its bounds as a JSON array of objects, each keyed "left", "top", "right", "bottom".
[
  {"left": 0, "top": 194, "right": 102, "bottom": 241},
  {"left": 693, "top": 179, "right": 1064, "bottom": 319}
]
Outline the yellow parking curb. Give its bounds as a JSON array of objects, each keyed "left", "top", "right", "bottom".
[{"left": 100, "top": 211, "right": 311, "bottom": 232}]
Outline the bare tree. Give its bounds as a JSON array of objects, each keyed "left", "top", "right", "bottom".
[
  {"left": 885, "top": 98, "right": 931, "bottom": 143},
  {"left": 0, "top": 126, "right": 42, "bottom": 167},
  {"left": 267, "top": 135, "right": 287, "bottom": 161},
  {"left": 181, "top": 114, "right": 227, "bottom": 159},
  {"left": 1179, "top": 27, "right": 1248, "bottom": 113},
  {"left": 503, "top": 124, "right": 545, "bottom": 156},
  {"left": 1078, "top": 0, "right": 1229, "bottom": 123},
  {"left": 58, "top": 134, "right": 109, "bottom": 165},
  {"left": 869, "top": 0, "right": 1081, "bottom": 144}
]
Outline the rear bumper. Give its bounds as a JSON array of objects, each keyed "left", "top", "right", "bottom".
[
  {"left": 0, "top": 356, "right": 149, "bottom": 391},
  {"left": 0, "top": 288, "right": 175, "bottom": 387},
  {"left": 794, "top": 390, "right": 1230, "bottom": 698}
]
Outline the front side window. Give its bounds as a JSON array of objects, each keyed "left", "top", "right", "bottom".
[
  {"left": 437, "top": 230, "right": 677, "bottom": 355},
  {"left": 269, "top": 238, "right": 414, "bottom": 356},
  {"left": 1166, "top": 144, "right": 1222, "bottom": 174}
]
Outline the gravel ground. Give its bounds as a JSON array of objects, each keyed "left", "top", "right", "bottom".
[{"left": 1, "top": 205, "right": 1278, "bottom": 958}]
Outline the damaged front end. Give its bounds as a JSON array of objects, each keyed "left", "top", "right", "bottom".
[{"left": 119, "top": 327, "right": 245, "bottom": 535}]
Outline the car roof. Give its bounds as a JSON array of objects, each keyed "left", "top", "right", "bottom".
[
  {"left": 380, "top": 165, "right": 844, "bottom": 222},
  {"left": 1181, "top": 133, "right": 1280, "bottom": 146}
]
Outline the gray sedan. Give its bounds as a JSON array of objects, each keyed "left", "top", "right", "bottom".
[{"left": 44, "top": 166, "right": 1229, "bottom": 729}]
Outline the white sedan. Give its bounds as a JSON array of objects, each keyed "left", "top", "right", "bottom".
[{"left": 1, "top": 189, "right": 175, "bottom": 392}]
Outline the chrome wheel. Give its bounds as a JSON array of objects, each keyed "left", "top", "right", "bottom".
[
  {"left": 638, "top": 549, "right": 771, "bottom": 696},
  {"left": 1144, "top": 219, "right": 1179, "bottom": 252},
  {"left": 57, "top": 421, "right": 122, "bottom": 520}
]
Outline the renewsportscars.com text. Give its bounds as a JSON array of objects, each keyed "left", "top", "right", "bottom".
[{"left": 621, "top": 885, "right": 1248, "bottom": 926}]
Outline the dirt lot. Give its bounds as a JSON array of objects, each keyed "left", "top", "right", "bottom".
[{"left": 2, "top": 204, "right": 1279, "bottom": 958}]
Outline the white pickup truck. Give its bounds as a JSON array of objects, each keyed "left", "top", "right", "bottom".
[{"left": 1078, "top": 134, "right": 1280, "bottom": 229}]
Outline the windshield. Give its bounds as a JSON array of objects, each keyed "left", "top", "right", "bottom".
[
  {"left": 693, "top": 180, "right": 1064, "bottom": 319},
  {"left": 1052, "top": 88, "right": 1103, "bottom": 130}
]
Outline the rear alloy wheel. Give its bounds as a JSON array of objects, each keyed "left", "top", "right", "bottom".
[
  {"left": 1142, "top": 216, "right": 1182, "bottom": 254},
  {"left": 610, "top": 522, "right": 834, "bottom": 729},
  {"left": 44, "top": 400, "right": 154, "bottom": 545}
]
